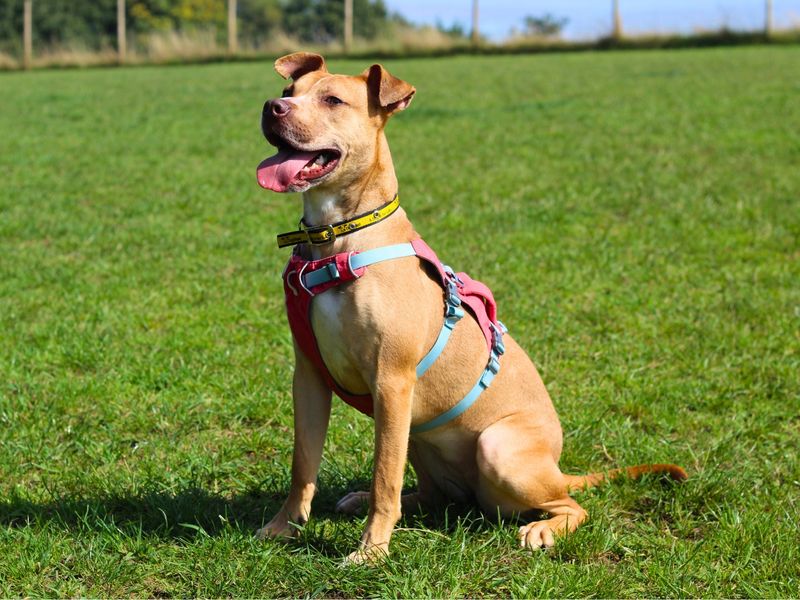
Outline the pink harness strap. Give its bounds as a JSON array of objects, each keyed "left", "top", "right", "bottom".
[
  {"left": 283, "top": 250, "right": 373, "bottom": 415},
  {"left": 410, "top": 239, "right": 497, "bottom": 354},
  {"left": 282, "top": 238, "right": 500, "bottom": 418}
]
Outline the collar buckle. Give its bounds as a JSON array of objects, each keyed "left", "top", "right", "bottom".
[{"left": 306, "top": 224, "right": 336, "bottom": 245}]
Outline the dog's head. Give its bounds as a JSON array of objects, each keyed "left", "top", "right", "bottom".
[{"left": 257, "top": 52, "right": 415, "bottom": 193}]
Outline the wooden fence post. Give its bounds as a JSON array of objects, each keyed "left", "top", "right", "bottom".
[
  {"left": 344, "top": 0, "right": 353, "bottom": 54},
  {"left": 471, "top": 0, "right": 479, "bottom": 46},
  {"left": 23, "top": 0, "right": 32, "bottom": 69},
  {"left": 228, "top": 0, "right": 238, "bottom": 54},
  {"left": 117, "top": 0, "right": 126, "bottom": 63},
  {"left": 765, "top": 0, "right": 774, "bottom": 36},
  {"left": 612, "top": 0, "right": 623, "bottom": 39}
]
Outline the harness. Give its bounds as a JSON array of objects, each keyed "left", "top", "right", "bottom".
[{"left": 279, "top": 203, "right": 506, "bottom": 434}]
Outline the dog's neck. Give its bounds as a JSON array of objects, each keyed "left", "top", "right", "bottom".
[
  {"left": 301, "top": 134, "right": 414, "bottom": 259},
  {"left": 302, "top": 135, "right": 397, "bottom": 227}
]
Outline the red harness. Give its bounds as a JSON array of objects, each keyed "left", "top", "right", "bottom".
[{"left": 282, "top": 239, "right": 502, "bottom": 418}]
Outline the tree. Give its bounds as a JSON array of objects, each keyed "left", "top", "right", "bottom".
[
  {"left": 0, "top": 0, "right": 119, "bottom": 52},
  {"left": 435, "top": 19, "right": 467, "bottom": 39},
  {"left": 522, "top": 14, "right": 568, "bottom": 38},
  {"left": 237, "top": 0, "right": 282, "bottom": 44},
  {"left": 0, "top": 0, "right": 398, "bottom": 54},
  {"left": 282, "top": 0, "right": 387, "bottom": 44}
]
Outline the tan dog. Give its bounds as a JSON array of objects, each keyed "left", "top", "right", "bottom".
[{"left": 255, "top": 52, "right": 687, "bottom": 564}]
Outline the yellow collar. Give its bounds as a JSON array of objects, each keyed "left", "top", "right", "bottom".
[{"left": 276, "top": 194, "right": 400, "bottom": 249}]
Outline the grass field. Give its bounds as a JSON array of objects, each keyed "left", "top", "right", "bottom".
[{"left": 1, "top": 46, "right": 799, "bottom": 597}]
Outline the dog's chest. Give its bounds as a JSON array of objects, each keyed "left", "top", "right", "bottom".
[{"left": 310, "top": 289, "right": 368, "bottom": 391}]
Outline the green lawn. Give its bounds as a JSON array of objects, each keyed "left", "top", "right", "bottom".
[{"left": 1, "top": 46, "right": 798, "bottom": 597}]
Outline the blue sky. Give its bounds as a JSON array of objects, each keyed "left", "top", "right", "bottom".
[{"left": 384, "top": 0, "right": 800, "bottom": 40}]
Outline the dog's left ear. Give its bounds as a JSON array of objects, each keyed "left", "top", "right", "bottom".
[
  {"left": 363, "top": 64, "right": 415, "bottom": 116},
  {"left": 275, "top": 52, "right": 328, "bottom": 80}
]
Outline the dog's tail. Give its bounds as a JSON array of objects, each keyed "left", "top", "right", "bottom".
[{"left": 563, "top": 463, "right": 688, "bottom": 492}]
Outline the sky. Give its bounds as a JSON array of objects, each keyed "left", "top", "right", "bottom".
[{"left": 383, "top": 0, "right": 800, "bottom": 40}]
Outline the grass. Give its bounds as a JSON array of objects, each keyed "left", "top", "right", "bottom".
[{"left": 0, "top": 46, "right": 798, "bottom": 597}]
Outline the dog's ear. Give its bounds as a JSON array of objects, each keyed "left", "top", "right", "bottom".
[
  {"left": 363, "top": 64, "right": 416, "bottom": 115},
  {"left": 274, "top": 52, "right": 328, "bottom": 80}
]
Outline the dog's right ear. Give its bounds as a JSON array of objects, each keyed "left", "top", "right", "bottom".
[
  {"left": 363, "top": 64, "right": 416, "bottom": 116},
  {"left": 274, "top": 52, "right": 328, "bottom": 80}
]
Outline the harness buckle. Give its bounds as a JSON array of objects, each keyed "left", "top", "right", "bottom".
[
  {"left": 445, "top": 303, "right": 465, "bottom": 324},
  {"left": 443, "top": 265, "right": 464, "bottom": 285},
  {"left": 441, "top": 264, "right": 463, "bottom": 307},
  {"left": 490, "top": 323, "right": 506, "bottom": 355},
  {"left": 446, "top": 281, "right": 462, "bottom": 307},
  {"left": 324, "top": 262, "right": 340, "bottom": 281},
  {"left": 479, "top": 355, "right": 501, "bottom": 388}
]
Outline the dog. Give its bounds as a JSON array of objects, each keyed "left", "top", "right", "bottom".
[{"left": 254, "top": 52, "right": 687, "bottom": 564}]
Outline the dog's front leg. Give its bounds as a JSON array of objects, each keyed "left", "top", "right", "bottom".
[
  {"left": 257, "top": 346, "right": 332, "bottom": 540},
  {"left": 345, "top": 372, "right": 414, "bottom": 565}
]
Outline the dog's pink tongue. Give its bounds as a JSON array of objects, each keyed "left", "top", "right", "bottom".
[{"left": 257, "top": 148, "right": 318, "bottom": 192}]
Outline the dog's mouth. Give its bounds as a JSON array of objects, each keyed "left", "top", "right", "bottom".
[{"left": 257, "top": 138, "right": 341, "bottom": 193}]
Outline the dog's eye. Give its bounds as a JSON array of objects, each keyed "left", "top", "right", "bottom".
[
  {"left": 324, "top": 96, "right": 344, "bottom": 106},
  {"left": 281, "top": 88, "right": 293, "bottom": 98}
]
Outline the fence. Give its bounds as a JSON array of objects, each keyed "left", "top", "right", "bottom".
[{"left": 8, "top": 1, "right": 792, "bottom": 70}]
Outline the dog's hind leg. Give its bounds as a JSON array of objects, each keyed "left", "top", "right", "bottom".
[
  {"left": 475, "top": 414, "right": 588, "bottom": 549},
  {"left": 335, "top": 441, "right": 443, "bottom": 516}
]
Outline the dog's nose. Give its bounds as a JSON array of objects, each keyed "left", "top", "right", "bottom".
[{"left": 266, "top": 99, "right": 292, "bottom": 118}]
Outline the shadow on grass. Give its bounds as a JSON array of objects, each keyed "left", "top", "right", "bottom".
[
  {"left": 0, "top": 481, "right": 496, "bottom": 548},
  {"left": 0, "top": 486, "right": 284, "bottom": 539},
  {"left": 0, "top": 475, "right": 689, "bottom": 557}
]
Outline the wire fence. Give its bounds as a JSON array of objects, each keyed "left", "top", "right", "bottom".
[{"left": 4, "top": 0, "right": 799, "bottom": 70}]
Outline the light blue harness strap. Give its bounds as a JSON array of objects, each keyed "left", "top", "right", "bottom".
[
  {"left": 302, "top": 243, "right": 416, "bottom": 289},
  {"left": 300, "top": 240, "right": 507, "bottom": 435},
  {"left": 349, "top": 243, "right": 417, "bottom": 270},
  {"left": 417, "top": 264, "right": 467, "bottom": 377},
  {"left": 410, "top": 347, "right": 502, "bottom": 435},
  {"left": 411, "top": 322, "right": 505, "bottom": 435},
  {"left": 415, "top": 302, "right": 463, "bottom": 377}
]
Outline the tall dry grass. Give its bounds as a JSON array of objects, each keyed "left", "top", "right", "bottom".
[
  {"left": 144, "top": 29, "right": 222, "bottom": 62},
  {"left": 0, "top": 51, "right": 18, "bottom": 69},
  {"left": 34, "top": 46, "right": 120, "bottom": 68},
  {"left": 245, "top": 30, "right": 309, "bottom": 55},
  {"left": 366, "top": 24, "right": 468, "bottom": 53},
  {"left": 1, "top": 25, "right": 798, "bottom": 71},
  {"left": 0, "top": 22, "right": 469, "bottom": 70}
]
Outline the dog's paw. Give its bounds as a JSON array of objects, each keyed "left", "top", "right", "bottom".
[
  {"left": 518, "top": 521, "right": 556, "bottom": 550},
  {"left": 255, "top": 516, "right": 300, "bottom": 541},
  {"left": 340, "top": 543, "right": 389, "bottom": 567},
  {"left": 335, "top": 491, "right": 370, "bottom": 515}
]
